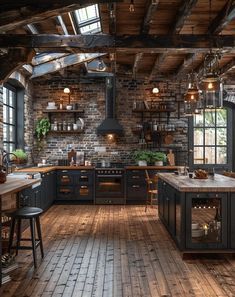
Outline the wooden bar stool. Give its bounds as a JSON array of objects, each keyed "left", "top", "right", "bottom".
[
  {"left": 145, "top": 170, "right": 158, "bottom": 212},
  {"left": 7, "top": 207, "right": 44, "bottom": 268}
]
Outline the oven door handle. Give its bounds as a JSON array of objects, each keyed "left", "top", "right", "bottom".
[{"left": 97, "top": 174, "right": 123, "bottom": 178}]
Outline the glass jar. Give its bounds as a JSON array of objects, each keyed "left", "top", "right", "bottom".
[
  {"left": 58, "top": 122, "right": 63, "bottom": 131},
  {"left": 67, "top": 123, "right": 72, "bottom": 131},
  {"left": 63, "top": 121, "right": 67, "bottom": 131},
  {"left": 53, "top": 121, "right": 58, "bottom": 131}
]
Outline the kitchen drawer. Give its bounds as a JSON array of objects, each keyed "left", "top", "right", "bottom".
[
  {"left": 57, "top": 172, "right": 73, "bottom": 185},
  {"left": 126, "top": 183, "right": 147, "bottom": 201},
  {"left": 126, "top": 170, "right": 146, "bottom": 183},
  {"left": 74, "top": 172, "right": 94, "bottom": 185},
  {"left": 75, "top": 185, "right": 93, "bottom": 201},
  {"left": 56, "top": 186, "right": 75, "bottom": 200}
]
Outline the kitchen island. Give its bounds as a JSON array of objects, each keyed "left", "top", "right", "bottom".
[{"left": 158, "top": 173, "right": 235, "bottom": 256}]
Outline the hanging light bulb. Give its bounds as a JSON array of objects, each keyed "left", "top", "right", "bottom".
[{"left": 129, "top": 0, "right": 135, "bottom": 12}]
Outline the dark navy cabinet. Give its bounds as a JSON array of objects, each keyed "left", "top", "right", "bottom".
[
  {"left": 41, "top": 171, "right": 56, "bottom": 210},
  {"left": 158, "top": 177, "right": 233, "bottom": 253},
  {"left": 19, "top": 184, "right": 41, "bottom": 208},
  {"left": 56, "top": 169, "right": 94, "bottom": 202},
  {"left": 126, "top": 170, "right": 147, "bottom": 203}
]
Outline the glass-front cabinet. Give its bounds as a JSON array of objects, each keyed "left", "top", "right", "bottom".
[{"left": 185, "top": 193, "right": 228, "bottom": 249}]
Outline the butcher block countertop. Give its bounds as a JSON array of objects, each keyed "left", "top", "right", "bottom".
[
  {"left": 0, "top": 177, "right": 41, "bottom": 197},
  {"left": 158, "top": 173, "right": 235, "bottom": 192},
  {"left": 126, "top": 166, "right": 179, "bottom": 170},
  {"left": 17, "top": 166, "right": 95, "bottom": 173}
]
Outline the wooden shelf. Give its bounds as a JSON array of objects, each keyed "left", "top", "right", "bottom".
[
  {"left": 132, "top": 108, "right": 176, "bottom": 113},
  {"left": 49, "top": 130, "right": 83, "bottom": 134},
  {"left": 43, "top": 109, "right": 84, "bottom": 113}
]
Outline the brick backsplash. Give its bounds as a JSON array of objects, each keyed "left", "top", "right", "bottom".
[
  {"left": 0, "top": 72, "right": 189, "bottom": 166},
  {"left": 30, "top": 74, "right": 188, "bottom": 165}
]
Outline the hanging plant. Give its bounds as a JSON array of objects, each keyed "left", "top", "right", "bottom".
[{"left": 34, "top": 118, "right": 51, "bottom": 142}]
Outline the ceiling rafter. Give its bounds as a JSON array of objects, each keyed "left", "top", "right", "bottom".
[
  {"left": 220, "top": 58, "right": 235, "bottom": 76},
  {"left": 1, "top": 34, "right": 235, "bottom": 52},
  {"left": 31, "top": 53, "right": 106, "bottom": 78},
  {"left": 170, "top": 0, "right": 198, "bottom": 34},
  {"left": 133, "top": 53, "right": 143, "bottom": 77},
  {"left": 208, "top": 0, "right": 235, "bottom": 34},
  {"left": 176, "top": 53, "right": 197, "bottom": 77},
  {"left": 56, "top": 15, "right": 69, "bottom": 35},
  {"left": 149, "top": 53, "right": 168, "bottom": 80},
  {"left": 108, "top": 2, "right": 116, "bottom": 35},
  {"left": 141, "top": 0, "right": 160, "bottom": 35},
  {"left": 0, "top": 0, "right": 122, "bottom": 33},
  {"left": 0, "top": 48, "right": 34, "bottom": 83}
]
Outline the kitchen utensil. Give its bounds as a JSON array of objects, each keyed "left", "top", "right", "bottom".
[
  {"left": 164, "top": 134, "right": 173, "bottom": 145},
  {"left": 68, "top": 149, "right": 76, "bottom": 163}
]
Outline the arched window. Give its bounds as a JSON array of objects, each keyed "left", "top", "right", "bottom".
[
  {"left": 188, "top": 108, "right": 232, "bottom": 171},
  {"left": 3, "top": 82, "right": 24, "bottom": 152}
]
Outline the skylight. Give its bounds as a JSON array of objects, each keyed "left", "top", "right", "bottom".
[{"left": 74, "top": 4, "right": 101, "bottom": 34}]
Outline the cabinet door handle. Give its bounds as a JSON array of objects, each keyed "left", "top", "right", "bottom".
[
  {"left": 132, "top": 185, "right": 140, "bottom": 188},
  {"left": 62, "top": 170, "right": 68, "bottom": 173},
  {"left": 81, "top": 170, "right": 87, "bottom": 173},
  {"left": 132, "top": 176, "right": 140, "bottom": 179},
  {"left": 81, "top": 176, "right": 87, "bottom": 178},
  {"left": 81, "top": 186, "right": 88, "bottom": 189}
]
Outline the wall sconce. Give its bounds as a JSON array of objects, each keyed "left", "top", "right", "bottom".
[
  {"left": 106, "top": 134, "right": 116, "bottom": 143},
  {"left": 152, "top": 87, "right": 160, "bottom": 94},
  {"left": 64, "top": 87, "right": 71, "bottom": 104}
]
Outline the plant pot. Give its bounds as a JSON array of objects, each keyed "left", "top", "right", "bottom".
[
  {"left": 138, "top": 160, "right": 147, "bottom": 166},
  {"left": 154, "top": 161, "right": 163, "bottom": 166}
]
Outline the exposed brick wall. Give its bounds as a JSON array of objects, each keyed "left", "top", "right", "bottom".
[{"left": 31, "top": 73, "right": 188, "bottom": 165}]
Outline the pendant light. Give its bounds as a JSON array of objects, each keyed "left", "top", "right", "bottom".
[
  {"left": 199, "top": 0, "right": 223, "bottom": 108},
  {"left": 184, "top": 33, "right": 201, "bottom": 116},
  {"left": 184, "top": 72, "right": 201, "bottom": 116}
]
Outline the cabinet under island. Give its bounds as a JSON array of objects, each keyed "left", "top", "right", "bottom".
[{"left": 157, "top": 173, "right": 235, "bottom": 256}]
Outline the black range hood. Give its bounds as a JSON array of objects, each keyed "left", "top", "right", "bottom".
[{"left": 97, "top": 76, "right": 124, "bottom": 136}]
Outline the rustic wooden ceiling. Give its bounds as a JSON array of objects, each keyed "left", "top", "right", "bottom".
[{"left": 1, "top": 0, "right": 235, "bottom": 82}]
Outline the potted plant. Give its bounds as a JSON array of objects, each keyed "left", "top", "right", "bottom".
[
  {"left": 151, "top": 151, "right": 166, "bottom": 166},
  {"left": 34, "top": 118, "right": 51, "bottom": 142},
  {"left": 11, "top": 149, "right": 28, "bottom": 164},
  {"left": 133, "top": 150, "right": 151, "bottom": 166}
]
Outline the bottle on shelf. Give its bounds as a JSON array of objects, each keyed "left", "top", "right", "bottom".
[{"left": 214, "top": 207, "right": 221, "bottom": 229}]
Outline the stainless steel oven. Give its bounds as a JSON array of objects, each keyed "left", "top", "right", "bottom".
[{"left": 95, "top": 168, "right": 125, "bottom": 204}]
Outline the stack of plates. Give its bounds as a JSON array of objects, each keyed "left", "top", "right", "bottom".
[
  {"left": 46, "top": 106, "right": 57, "bottom": 110},
  {"left": 192, "top": 229, "right": 204, "bottom": 238}
]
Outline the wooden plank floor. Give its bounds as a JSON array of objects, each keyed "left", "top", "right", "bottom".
[{"left": 1, "top": 205, "right": 235, "bottom": 297}]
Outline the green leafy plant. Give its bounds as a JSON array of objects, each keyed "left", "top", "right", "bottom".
[
  {"left": 35, "top": 118, "right": 51, "bottom": 141},
  {"left": 151, "top": 151, "right": 167, "bottom": 163},
  {"left": 133, "top": 150, "right": 151, "bottom": 163},
  {"left": 11, "top": 149, "right": 28, "bottom": 163}
]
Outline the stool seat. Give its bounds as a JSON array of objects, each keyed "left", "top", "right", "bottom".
[
  {"left": 7, "top": 206, "right": 44, "bottom": 268},
  {"left": 7, "top": 207, "right": 43, "bottom": 219}
]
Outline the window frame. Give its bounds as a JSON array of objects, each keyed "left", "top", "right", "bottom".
[
  {"left": 3, "top": 84, "right": 17, "bottom": 152},
  {"left": 2, "top": 82, "right": 24, "bottom": 152},
  {"left": 188, "top": 107, "right": 232, "bottom": 171}
]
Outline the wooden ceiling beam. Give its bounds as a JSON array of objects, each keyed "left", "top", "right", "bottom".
[
  {"left": 176, "top": 53, "right": 197, "bottom": 77},
  {"left": 56, "top": 15, "right": 69, "bottom": 35},
  {"left": 220, "top": 58, "right": 235, "bottom": 76},
  {"left": 171, "top": 0, "right": 198, "bottom": 34},
  {"left": 0, "top": 48, "right": 34, "bottom": 83},
  {"left": 133, "top": 53, "right": 143, "bottom": 77},
  {"left": 31, "top": 53, "right": 106, "bottom": 78},
  {"left": 108, "top": 2, "right": 116, "bottom": 35},
  {"left": 0, "top": 34, "right": 235, "bottom": 52},
  {"left": 208, "top": 0, "right": 235, "bottom": 34},
  {"left": 141, "top": 0, "right": 159, "bottom": 35},
  {"left": 149, "top": 53, "right": 168, "bottom": 80},
  {"left": 0, "top": 0, "right": 123, "bottom": 32}
]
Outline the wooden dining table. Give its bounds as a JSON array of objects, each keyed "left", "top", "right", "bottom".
[{"left": 0, "top": 176, "right": 41, "bottom": 286}]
